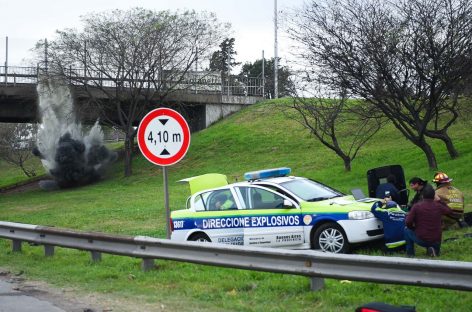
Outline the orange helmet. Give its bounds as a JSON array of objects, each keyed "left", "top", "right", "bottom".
[{"left": 433, "top": 172, "right": 452, "bottom": 184}]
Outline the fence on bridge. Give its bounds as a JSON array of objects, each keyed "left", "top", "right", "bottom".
[{"left": 0, "top": 65, "right": 264, "bottom": 97}]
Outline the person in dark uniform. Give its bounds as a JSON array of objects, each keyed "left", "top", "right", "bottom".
[
  {"left": 375, "top": 174, "right": 400, "bottom": 203},
  {"left": 371, "top": 199, "right": 406, "bottom": 252}
]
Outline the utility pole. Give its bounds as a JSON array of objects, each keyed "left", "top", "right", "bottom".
[
  {"left": 5, "top": 36, "right": 8, "bottom": 84},
  {"left": 262, "top": 50, "right": 265, "bottom": 98},
  {"left": 274, "top": 0, "right": 279, "bottom": 98},
  {"left": 44, "top": 38, "right": 48, "bottom": 72},
  {"left": 227, "top": 53, "right": 230, "bottom": 96}
]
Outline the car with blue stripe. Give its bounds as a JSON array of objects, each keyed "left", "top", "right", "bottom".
[{"left": 170, "top": 168, "right": 383, "bottom": 253}]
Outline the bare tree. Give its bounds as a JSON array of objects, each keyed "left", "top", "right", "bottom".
[
  {"left": 36, "top": 8, "right": 229, "bottom": 176},
  {"left": 0, "top": 123, "right": 38, "bottom": 177},
  {"left": 287, "top": 0, "right": 472, "bottom": 169},
  {"left": 286, "top": 79, "right": 382, "bottom": 171}
]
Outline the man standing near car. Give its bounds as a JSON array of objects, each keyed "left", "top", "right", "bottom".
[{"left": 405, "top": 184, "right": 454, "bottom": 257}]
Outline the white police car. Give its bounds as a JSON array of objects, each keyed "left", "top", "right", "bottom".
[{"left": 170, "top": 168, "right": 383, "bottom": 253}]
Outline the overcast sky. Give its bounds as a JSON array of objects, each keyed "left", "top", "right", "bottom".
[{"left": 0, "top": 0, "right": 304, "bottom": 69}]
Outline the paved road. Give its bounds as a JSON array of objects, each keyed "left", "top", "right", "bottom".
[
  {"left": 0, "top": 269, "right": 163, "bottom": 312},
  {"left": 0, "top": 279, "right": 66, "bottom": 312},
  {"left": 0, "top": 271, "right": 104, "bottom": 312}
]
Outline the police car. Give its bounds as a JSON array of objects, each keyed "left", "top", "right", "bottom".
[{"left": 170, "top": 168, "right": 383, "bottom": 253}]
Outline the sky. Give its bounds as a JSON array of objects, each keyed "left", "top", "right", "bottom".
[{"left": 0, "top": 0, "right": 305, "bottom": 70}]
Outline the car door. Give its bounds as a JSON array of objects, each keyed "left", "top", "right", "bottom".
[
  {"left": 191, "top": 187, "right": 244, "bottom": 245},
  {"left": 234, "top": 186, "right": 303, "bottom": 247}
]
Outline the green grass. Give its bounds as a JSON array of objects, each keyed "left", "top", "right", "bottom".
[
  {"left": 0, "top": 157, "right": 45, "bottom": 188},
  {"left": 0, "top": 99, "right": 471, "bottom": 311}
]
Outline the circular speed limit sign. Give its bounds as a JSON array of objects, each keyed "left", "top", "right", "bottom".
[{"left": 137, "top": 108, "right": 191, "bottom": 166}]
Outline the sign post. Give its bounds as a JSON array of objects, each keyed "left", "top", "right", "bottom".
[{"left": 137, "top": 108, "right": 191, "bottom": 239}]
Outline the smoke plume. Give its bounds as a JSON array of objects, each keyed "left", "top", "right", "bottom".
[{"left": 33, "top": 79, "right": 117, "bottom": 189}]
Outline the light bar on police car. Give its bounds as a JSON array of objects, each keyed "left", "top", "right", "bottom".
[{"left": 243, "top": 167, "right": 291, "bottom": 180}]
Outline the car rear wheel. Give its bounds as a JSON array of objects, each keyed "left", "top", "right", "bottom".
[
  {"left": 312, "top": 223, "right": 349, "bottom": 253},
  {"left": 188, "top": 233, "right": 211, "bottom": 243}
]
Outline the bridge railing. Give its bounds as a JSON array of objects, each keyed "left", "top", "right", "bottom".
[
  {"left": 0, "top": 65, "right": 38, "bottom": 86},
  {"left": 0, "top": 66, "right": 264, "bottom": 97}
]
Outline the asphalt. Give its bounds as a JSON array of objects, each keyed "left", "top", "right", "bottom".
[
  {"left": 0, "top": 270, "right": 105, "bottom": 312},
  {"left": 0, "top": 279, "right": 65, "bottom": 312}
]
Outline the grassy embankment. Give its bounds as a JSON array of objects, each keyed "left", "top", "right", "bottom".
[{"left": 0, "top": 99, "right": 471, "bottom": 311}]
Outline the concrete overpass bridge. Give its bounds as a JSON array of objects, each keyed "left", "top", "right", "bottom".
[{"left": 0, "top": 66, "right": 263, "bottom": 132}]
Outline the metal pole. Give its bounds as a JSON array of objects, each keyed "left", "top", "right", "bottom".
[
  {"left": 227, "top": 54, "right": 230, "bottom": 96},
  {"left": 262, "top": 50, "right": 265, "bottom": 98},
  {"left": 44, "top": 38, "right": 48, "bottom": 72},
  {"left": 194, "top": 45, "right": 198, "bottom": 94},
  {"left": 274, "top": 0, "right": 279, "bottom": 99},
  {"left": 195, "top": 45, "right": 198, "bottom": 72},
  {"left": 83, "top": 40, "right": 86, "bottom": 84},
  {"left": 163, "top": 166, "right": 171, "bottom": 239},
  {"left": 5, "top": 36, "right": 8, "bottom": 84}
]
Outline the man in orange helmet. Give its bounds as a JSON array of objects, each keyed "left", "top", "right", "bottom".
[{"left": 433, "top": 172, "right": 464, "bottom": 229}]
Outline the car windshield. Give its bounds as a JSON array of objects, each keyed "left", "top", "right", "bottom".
[{"left": 280, "top": 178, "right": 343, "bottom": 202}]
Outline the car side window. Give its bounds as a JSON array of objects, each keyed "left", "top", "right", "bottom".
[
  {"left": 206, "top": 189, "right": 237, "bottom": 211},
  {"left": 193, "top": 191, "right": 211, "bottom": 211},
  {"left": 256, "top": 183, "right": 299, "bottom": 203},
  {"left": 236, "top": 186, "right": 288, "bottom": 209}
]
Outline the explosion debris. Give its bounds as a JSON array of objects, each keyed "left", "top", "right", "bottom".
[{"left": 34, "top": 79, "right": 116, "bottom": 189}]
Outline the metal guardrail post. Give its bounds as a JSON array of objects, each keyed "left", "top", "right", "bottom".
[
  {"left": 12, "top": 239, "right": 22, "bottom": 252},
  {"left": 141, "top": 259, "right": 155, "bottom": 272},
  {"left": 44, "top": 245, "right": 55, "bottom": 257},
  {"left": 91, "top": 251, "right": 102, "bottom": 262},
  {"left": 310, "top": 277, "right": 325, "bottom": 291}
]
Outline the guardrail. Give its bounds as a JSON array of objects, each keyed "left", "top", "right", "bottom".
[{"left": 0, "top": 221, "right": 471, "bottom": 292}]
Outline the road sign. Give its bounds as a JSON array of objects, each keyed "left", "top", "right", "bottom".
[{"left": 137, "top": 108, "right": 191, "bottom": 166}]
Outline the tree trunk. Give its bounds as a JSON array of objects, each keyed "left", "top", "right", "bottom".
[
  {"left": 442, "top": 135, "right": 459, "bottom": 159},
  {"left": 425, "top": 131, "right": 459, "bottom": 159},
  {"left": 343, "top": 156, "right": 352, "bottom": 172},
  {"left": 124, "top": 136, "right": 133, "bottom": 177},
  {"left": 416, "top": 140, "right": 438, "bottom": 170}
]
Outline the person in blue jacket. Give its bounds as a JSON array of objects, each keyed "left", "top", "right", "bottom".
[
  {"left": 371, "top": 198, "right": 406, "bottom": 252},
  {"left": 375, "top": 174, "right": 400, "bottom": 203}
]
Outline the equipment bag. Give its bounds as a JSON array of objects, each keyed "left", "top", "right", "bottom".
[{"left": 356, "top": 302, "right": 416, "bottom": 312}]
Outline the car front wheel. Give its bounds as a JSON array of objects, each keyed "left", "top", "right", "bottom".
[{"left": 312, "top": 223, "right": 349, "bottom": 253}]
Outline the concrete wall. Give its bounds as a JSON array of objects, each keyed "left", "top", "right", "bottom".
[{"left": 205, "top": 104, "right": 245, "bottom": 127}]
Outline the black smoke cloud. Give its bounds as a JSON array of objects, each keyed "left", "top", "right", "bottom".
[{"left": 33, "top": 132, "right": 117, "bottom": 189}]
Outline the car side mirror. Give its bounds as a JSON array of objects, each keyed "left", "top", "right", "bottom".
[{"left": 283, "top": 199, "right": 295, "bottom": 208}]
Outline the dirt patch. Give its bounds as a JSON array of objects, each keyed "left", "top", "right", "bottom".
[
  {"left": 0, "top": 269, "right": 167, "bottom": 312},
  {"left": 0, "top": 176, "right": 45, "bottom": 194}
]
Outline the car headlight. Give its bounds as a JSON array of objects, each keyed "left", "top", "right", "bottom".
[{"left": 348, "top": 211, "right": 375, "bottom": 220}]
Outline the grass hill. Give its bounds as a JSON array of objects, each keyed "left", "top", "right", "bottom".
[{"left": 0, "top": 99, "right": 471, "bottom": 311}]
